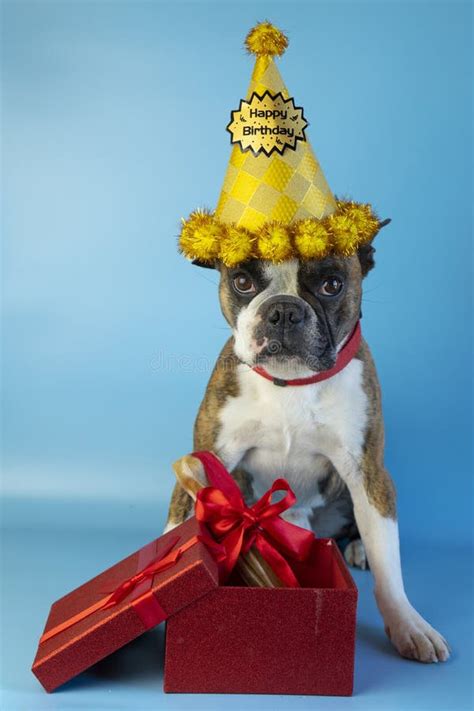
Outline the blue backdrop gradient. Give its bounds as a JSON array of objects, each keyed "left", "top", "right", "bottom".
[{"left": 1, "top": 2, "right": 472, "bottom": 710}]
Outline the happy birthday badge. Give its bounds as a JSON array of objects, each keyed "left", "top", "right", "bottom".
[{"left": 227, "top": 91, "right": 308, "bottom": 157}]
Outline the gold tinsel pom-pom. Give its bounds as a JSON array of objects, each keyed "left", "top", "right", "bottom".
[
  {"left": 179, "top": 210, "right": 221, "bottom": 261},
  {"left": 220, "top": 227, "right": 254, "bottom": 267},
  {"left": 293, "top": 220, "right": 331, "bottom": 259},
  {"left": 257, "top": 223, "right": 293, "bottom": 262},
  {"left": 245, "top": 22, "right": 288, "bottom": 57},
  {"left": 328, "top": 214, "right": 362, "bottom": 256},
  {"left": 336, "top": 201, "right": 379, "bottom": 245}
]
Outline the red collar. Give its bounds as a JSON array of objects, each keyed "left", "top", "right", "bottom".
[{"left": 252, "top": 321, "right": 362, "bottom": 387}]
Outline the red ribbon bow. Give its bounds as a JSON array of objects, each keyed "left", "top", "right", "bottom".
[{"left": 193, "top": 451, "right": 314, "bottom": 587}]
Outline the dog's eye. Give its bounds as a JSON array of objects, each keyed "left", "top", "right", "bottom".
[
  {"left": 232, "top": 273, "right": 256, "bottom": 295},
  {"left": 319, "top": 276, "right": 343, "bottom": 297}
]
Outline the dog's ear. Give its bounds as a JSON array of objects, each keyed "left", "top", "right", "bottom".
[
  {"left": 357, "top": 243, "right": 376, "bottom": 277},
  {"left": 192, "top": 259, "right": 217, "bottom": 270},
  {"left": 357, "top": 218, "right": 391, "bottom": 277}
]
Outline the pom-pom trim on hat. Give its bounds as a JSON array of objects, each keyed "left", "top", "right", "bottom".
[
  {"left": 178, "top": 200, "right": 381, "bottom": 266},
  {"left": 257, "top": 222, "right": 293, "bottom": 262},
  {"left": 179, "top": 210, "right": 221, "bottom": 261},
  {"left": 245, "top": 22, "right": 289, "bottom": 57}
]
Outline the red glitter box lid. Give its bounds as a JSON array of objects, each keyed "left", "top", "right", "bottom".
[{"left": 32, "top": 517, "right": 219, "bottom": 692}]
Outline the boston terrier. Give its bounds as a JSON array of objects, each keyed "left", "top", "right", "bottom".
[{"left": 165, "top": 239, "right": 450, "bottom": 663}]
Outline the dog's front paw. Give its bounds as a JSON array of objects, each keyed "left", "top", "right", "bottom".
[
  {"left": 344, "top": 538, "right": 368, "bottom": 569},
  {"left": 384, "top": 605, "right": 450, "bottom": 663}
]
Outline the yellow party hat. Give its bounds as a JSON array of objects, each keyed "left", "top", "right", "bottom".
[{"left": 180, "top": 22, "right": 381, "bottom": 267}]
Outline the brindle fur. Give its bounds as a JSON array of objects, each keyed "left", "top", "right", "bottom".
[{"left": 358, "top": 338, "right": 397, "bottom": 518}]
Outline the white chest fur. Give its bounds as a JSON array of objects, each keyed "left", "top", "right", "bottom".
[{"left": 215, "top": 359, "right": 368, "bottom": 508}]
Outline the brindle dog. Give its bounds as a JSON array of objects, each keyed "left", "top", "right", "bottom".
[{"left": 166, "top": 236, "right": 449, "bottom": 663}]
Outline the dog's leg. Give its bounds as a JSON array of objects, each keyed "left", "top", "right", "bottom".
[
  {"left": 326, "top": 441, "right": 450, "bottom": 663},
  {"left": 350, "top": 475, "right": 450, "bottom": 662}
]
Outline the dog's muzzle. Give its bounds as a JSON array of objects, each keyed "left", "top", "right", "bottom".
[{"left": 255, "top": 294, "right": 331, "bottom": 363}]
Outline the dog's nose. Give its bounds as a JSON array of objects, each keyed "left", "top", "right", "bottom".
[{"left": 265, "top": 299, "right": 305, "bottom": 329}]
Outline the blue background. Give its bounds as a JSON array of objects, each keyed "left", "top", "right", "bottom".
[{"left": 1, "top": 1, "right": 472, "bottom": 709}]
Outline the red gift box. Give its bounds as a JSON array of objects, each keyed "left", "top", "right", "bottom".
[
  {"left": 164, "top": 537, "right": 357, "bottom": 696},
  {"left": 32, "top": 454, "right": 358, "bottom": 697}
]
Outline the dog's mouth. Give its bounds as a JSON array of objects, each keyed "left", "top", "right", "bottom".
[{"left": 253, "top": 338, "right": 336, "bottom": 373}]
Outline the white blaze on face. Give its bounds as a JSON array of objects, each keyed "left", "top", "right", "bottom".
[
  {"left": 233, "top": 261, "right": 300, "bottom": 365},
  {"left": 232, "top": 260, "right": 322, "bottom": 379}
]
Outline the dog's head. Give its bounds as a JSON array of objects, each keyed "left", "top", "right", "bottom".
[{"left": 196, "top": 234, "right": 384, "bottom": 378}]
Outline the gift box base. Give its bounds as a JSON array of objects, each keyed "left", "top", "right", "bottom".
[{"left": 164, "top": 538, "right": 357, "bottom": 696}]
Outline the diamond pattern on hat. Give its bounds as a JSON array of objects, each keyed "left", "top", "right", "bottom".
[
  {"left": 239, "top": 206, "right": 268, "bottom": 229},
  {"left": 285, "top": 172, "right": 311, "bottom": 203},
  {"left": 281, "top": 145, "right": 305, "bottom": 169},
  {"left": 229, "top": 172, "right": 260, "bottom": 203},
  {"left": 302, "top": 184, "right": 331, "bottom": 219},
  {"left": 271, "top": 194, "right": 299, "bottom": 222},
  {"left": 292, "top": 205, "right": 315, "bottom": 220},
  {"left": 216, "top": 193, "right": 246, "bottom": 224},
  {"left": 298, "top": 149, "right": 319, "bottom": 182},
  {"left": 242, "top": 153, "right": 271, "bottom": 179},
  {"left": 263, "top": 158, "right": 294, "bottom": 192},
  {"left": 249, "top": 183, "right": 281, "bottom": 213}
]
